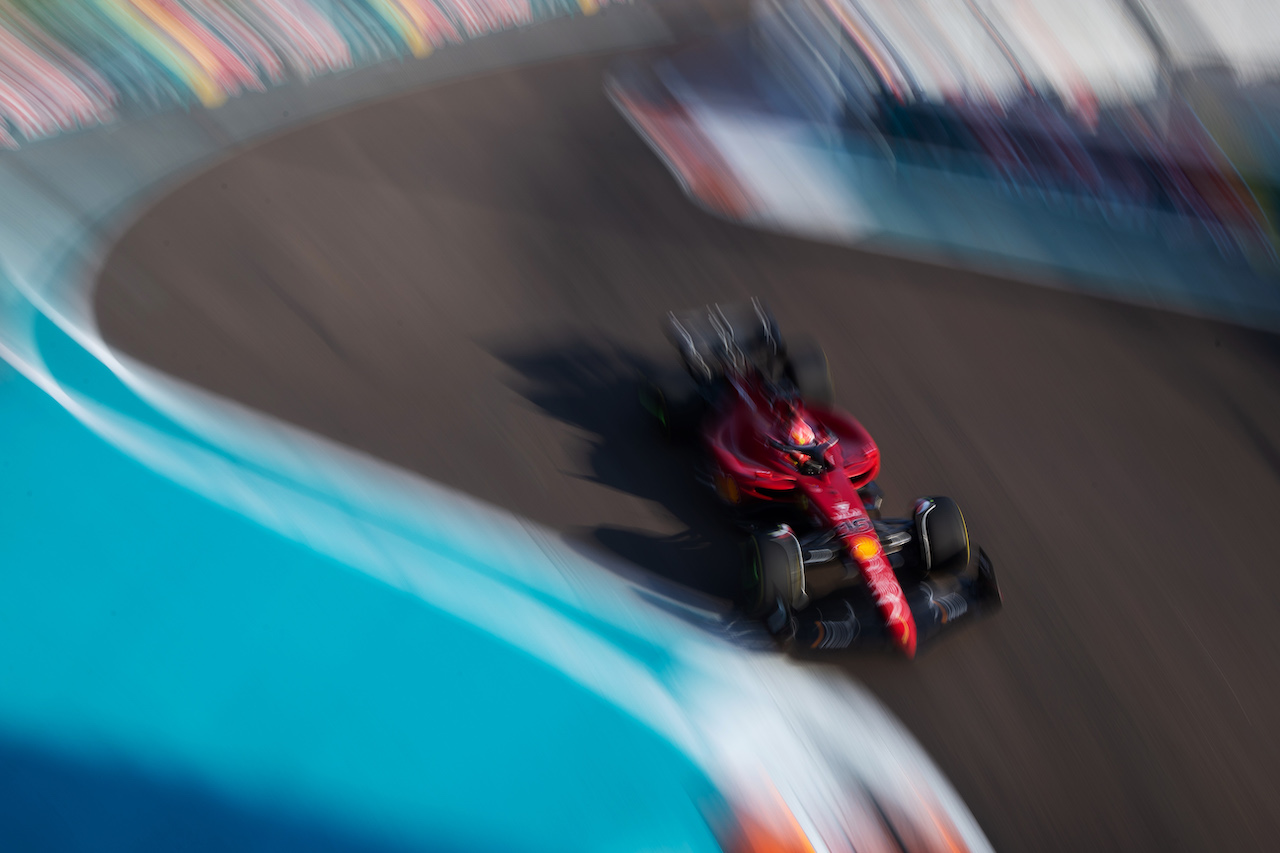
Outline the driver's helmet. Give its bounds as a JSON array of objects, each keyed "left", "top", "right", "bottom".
[{"left": 786, "top": 417, "right": 817, "bottom": 467}]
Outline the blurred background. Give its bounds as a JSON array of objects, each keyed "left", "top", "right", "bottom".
[{"left": 3, "top": 0, "right": 1280, "bottom": 850}]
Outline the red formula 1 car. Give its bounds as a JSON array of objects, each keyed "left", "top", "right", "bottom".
[{"left": 642, "top": 300, "right": 1001, "bottom": 657}]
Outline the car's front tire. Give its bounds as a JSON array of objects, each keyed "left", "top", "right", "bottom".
[
  {"left": 913, "top": 496, "right": 970, "bottom": 574},
  {"left": 744, "top": 526, "right": 808, "bottom": 625}
]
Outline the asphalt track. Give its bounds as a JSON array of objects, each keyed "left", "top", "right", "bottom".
[{"left": 95, "top": 22, "right": 1280, "bottom": 853}]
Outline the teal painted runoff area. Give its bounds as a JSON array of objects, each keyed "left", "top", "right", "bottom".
[{"left": 0, "top": 356, "right": 721, "bottom": 852}]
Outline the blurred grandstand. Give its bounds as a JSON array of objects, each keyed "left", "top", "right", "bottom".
[
  {"left": 0, "top": 0, "right": 610, "bottom": 147},
  {"left": 752, "top": 0, "right": 1280, "bottom": 262}
]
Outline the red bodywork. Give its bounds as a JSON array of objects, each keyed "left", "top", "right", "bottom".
[{"left": 703, "top": 373, "right": 918, "bottom": 657}]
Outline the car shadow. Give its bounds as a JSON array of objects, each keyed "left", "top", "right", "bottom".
[
  {"left": 488, "top": 335, "right": 748, "bottom": 603},
  {"left": 489, "top": 335, "right": 939, "bottom": 661}
]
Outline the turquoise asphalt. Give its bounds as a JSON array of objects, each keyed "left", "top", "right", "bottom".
[
  {"left": 0, "top": 307, "right": 722, "bottom": 852},
  {"left": 0, "top": 12, "right": 999, "bottom": 850},
  {"left": 0, "top": 9, "right": 738, "bottom": 849}
]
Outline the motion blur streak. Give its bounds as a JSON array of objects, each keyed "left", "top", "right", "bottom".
[
  {"left": 0, "top": 4, "right": 997, "bottom": 849},
  {"left": 718, "top": 767, "right": 971, "bottom": 853},
  {"left": 0, "top": 0, "right": 614, "bottom": 145},
  {"left": 612, "top": 0, "right": 1280, "bottom": 327},
  {"left": 1, "top": 271, "right": 996, "bottom": 851},
  {"left": 718, "top": 779, "right": 815, "bottom": 853},
  {"left": 607, "top": 77, "right": 756, "bottom": 218}
]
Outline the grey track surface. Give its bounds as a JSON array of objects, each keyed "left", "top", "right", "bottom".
[{"left": 96, "top": 26, "right": 1280, "bottom": 853}]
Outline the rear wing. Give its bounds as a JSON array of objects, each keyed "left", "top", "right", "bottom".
[{"left": 665, "top": 298, "right": 782, "bottom": 381}]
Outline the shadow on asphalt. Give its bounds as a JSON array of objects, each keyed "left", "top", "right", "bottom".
[{"left": 489, "top": 336, "right": 748, "bottom": 603}]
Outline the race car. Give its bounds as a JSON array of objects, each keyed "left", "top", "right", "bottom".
[{"left": 641, "top": 300, "right": 1001, "bottom": 657}]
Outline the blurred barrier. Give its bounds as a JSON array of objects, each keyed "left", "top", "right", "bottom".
[
  {"left": 611, "top": 0, "right": 1280, "bottom": 329},
  {"left": 800, "top": 0, "right": 1280, "bottom": 259},
  {"left": 0, "top": 2, "right": 663, "bottom": 302},
  {"left": 750, "top": 0, "right": 1280, "bottom": 263},
  {"left": 0, "top": 0, "right": 614, "bottom": 147},
  {"left": 0, "top": 9, "right": 998, "bottom": 851}
]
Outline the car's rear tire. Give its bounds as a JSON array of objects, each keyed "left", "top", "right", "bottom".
[
  {"left": 744, "top": 527, "right": 808, "bottom": 625},
  {"left": 784, "top": 333, "right": 834, "bottom": 406},
  {"left": 913, "top": 496, "right": 970, "bottom": 575},
  {"left": 639, "top": 370, "right": 702, "bottom": 442}
]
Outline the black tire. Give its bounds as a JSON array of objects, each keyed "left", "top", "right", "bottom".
[
  {"left": 913, "top": 496, "right": 970, "bottom": 575},
  {"left": 638, "top": 370, "right": 702, "bottom": 442},
  {"left": 743, "top": 527, "right": 807, "bottom": 621},
  {"left": 784, "top": 333, "right": 834, "bottom": 406}
]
